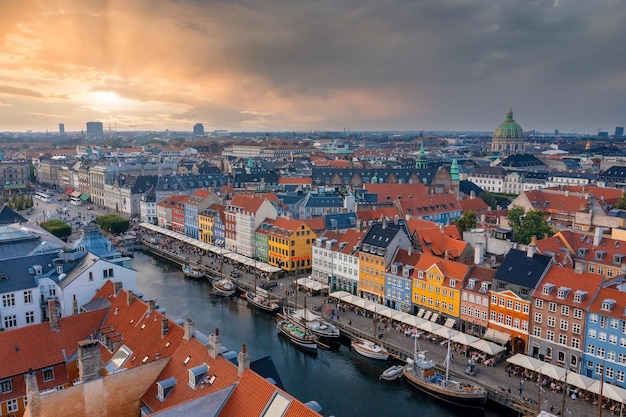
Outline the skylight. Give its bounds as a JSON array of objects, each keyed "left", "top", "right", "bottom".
[{"left": 262, "top": 392, "right": 292, "bottom": 417}]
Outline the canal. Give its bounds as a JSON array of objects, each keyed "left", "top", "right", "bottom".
[{"left": 134, "top": 251, "right": 501, "bottom": 417}]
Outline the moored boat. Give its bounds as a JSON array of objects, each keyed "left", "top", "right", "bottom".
[
  {"left": 380, "top": 365, "right": 404, "bottom": 381},
  {"left": 246, "top": 290, "right": 280, "bottom": 314},
  {"left": 402, "top": 338, "right": 487, "bottom": 409},
  {"left": 351, "top": 338, "right": 389, "bottom": 361},
  {"left": 211, "top": 278, "right": 236, "bottom": 296},
  {"left": 284, "top": 308, "right": 340, "bottom": 348},
  {"left": 276, "top": 319, "right": 318, "bottom": 353},
  {"left": 182, "top": 263, "right": 204, "bottom": 279}
]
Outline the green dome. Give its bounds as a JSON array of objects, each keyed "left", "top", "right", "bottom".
[{"left": 493, "top": 107, "right": 524, "bottom": 139}]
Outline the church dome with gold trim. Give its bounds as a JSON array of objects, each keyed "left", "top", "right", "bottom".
[{"left": 490, "top": 107, "right": 526, "bottom": 154}]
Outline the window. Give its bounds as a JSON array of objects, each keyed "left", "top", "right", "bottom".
[
  {"left": 24, "top": 290, "right": 32, "bottom": 304},
  {"left": 506, "top": 300, "right": 513, "bottom": 309},
  {"left": 534, "top": 313, "right": 542, "bottom": 323},
  {"left": 574, "top": 309, "right": 583, "bottom": 320},
  {"left": 571, "top": 338, "right": 580, "bottom": 350},
  {"left": 558, "top": 334, "right": 567, "bottom": 345},
  {"left": 608, "top": 351, "right": 616, "bottom": 361},
  {"left": 26, "top": 311, "right": 35, "bottom": 324},
  {"left": 587, "top": 345, "right": 595, "bottom": 355},
  {"left": 548, "top": 302, "right": 557, "bottom": 313},
  {"left": 561, "top": 305, "right": 569, "bottom": 316},
  {"left": 606, "top": 367, "right": 614, "bottom": 379},
  {"left": 1, "top": 379, "right": 12, "bottom": 393},
  {"left": 3, "top": 314, "right": 17, "bottom": 329},
  {"left": 611, "top": 319, "right": 619, "bottom": 329},
  {"left": 589, "top": 313, "right": 598, "bottom": 323},
  {"left": 597, "top": 347, "right": 605, "bottom": 358},
  {"left": 546, "top": 330, "right": 554, "bottom": 342},
  {"left": 523, "top": 304, "right": 529, "bottom": 314},
  {"left": 599, "top": 332, "right": 607, "bottom": 342},
  {"left": 6, "top": 399, "right": 17, "bottom": 413},
  {"left": 499, "top": 297, "right": 505, "bottom": 307},
  {"left": 533, "top": 326, "right": 541, "bottom": 337},
  {"left": 2, "top": 293, "right": 15, "bottom": 307},
  {"left": 588, "top": 329, "right": 597, "bottom": 338},
  {"left": 617, "top": 370, "right": 625, "bottom": 383},
  {"left": 559, "top": 320, "right": 568, "bottom": 331},
  {"left": 573, "top": 323, "right": 581, "bottom": 335},
  {"left": 491, "top": 295, "right": 497, "bottom": 304},
  {"left": 43, "top": 368, "right": 54, "bottom": 381},
  {"left": 514, "top": 302, "right": 521, "bottom": 312},
  {"left": 547, "top": 316, "right": 555, "bottom": 327},
  {"left": 609, "top": 334, "right": 618, "bottom": 345}
]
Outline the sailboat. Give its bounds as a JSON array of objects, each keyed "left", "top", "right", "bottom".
[
  {"left": 351, "top": 305, "right": 389, "bottom": 361},
  {"left": 284, "top": 289, "right": 340, "bottom": 349},
  {"left": 211, "top": 277, "right": 236, "bottom": 296},
  {"left": 277, "top": 279, "right": 318, "bottom": 353},
  {"left": 246, "top": 263, "right": 280, "bottom": 314},
  {"left": 182, "top": 262, "right": 204, "bottom": 279},
  {"left": 402, "top": 333, "right": 487, "bottom": 409}
]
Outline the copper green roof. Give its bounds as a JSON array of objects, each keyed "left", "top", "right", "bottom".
[{"left": 493, "top": 107, "right": 524, "bottom": 139}]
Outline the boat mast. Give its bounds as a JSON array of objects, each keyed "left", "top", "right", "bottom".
[{"left": 445, "top": 335, "right": 451, "bottom": 382}]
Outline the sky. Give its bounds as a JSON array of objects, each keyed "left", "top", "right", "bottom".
[{"left": 1, "top": 0, "right": 625, "bottom": 134}]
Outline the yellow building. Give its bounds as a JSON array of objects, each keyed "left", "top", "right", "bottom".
[
  {"left": 358, "top": 220, "right": 413, "bottom": 303},
  {"left": 198, "top": 204, "right": 225, "bottom": 245},
  {"left": 413, "top": 253, "right": 470, "bottom": 321},
  {"left": 266, "top": 217, "right": 316, "bottom": 273}
]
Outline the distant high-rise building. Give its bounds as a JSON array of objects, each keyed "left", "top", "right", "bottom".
[
  {"left": 615, "top": 127, "right": 624, "bottom": 139},
  {"left": 86, "top": 121, "right": 104, "bottom": 138},
  {"left": 193, "top": 123, "right": 205, "bottom": 138},
  {"left": 59, "top": 123, "right": 65, "bottom": 136},
  {"left": 554, "top": 129, "right": 559, "bottom": 136}
]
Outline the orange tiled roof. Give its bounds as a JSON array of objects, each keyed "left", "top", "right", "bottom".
[
  {"left": 362, "top": 183, "right": 428, "bottom": 202},
  {"left": 588, "top": 281, "right": 626, "bottom": 319},
  {"left": 397, "top": 193, "right": 461, "bottom": 217},
  {"left": 415, "top": 253, "right": 470, "bottom": 282},
  {"left": 278, "top": 177, "right": 312, "bottom": 185},
  {"left": 459, "top": 198, "right": 489, "bottom": 213},
  {"left": 532, "top": 265, "right": 604, "bottom": 309},
  {"left": 302, "top": 217, "right": 325, "bottom": 232},
  {"left": 356, "top": 207, "right": 401, "bottom": 222}
]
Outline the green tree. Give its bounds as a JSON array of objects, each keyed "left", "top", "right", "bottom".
[
  {"left": 40, "top": 219, "right": 72, "bottom": 240},
  {"left": 96, "top": 214, "right": 129, "bottom": 234},
  {"left": 616, "top": 192, "right": 626, "bottom": 210},
  {"left": 507, "top": 205, "right": 554, "bottom": 245},
  {"left": 479, "top": 191, "right": 498, "bottom": 210},
  {"left": 455, "top": 210, "right": 477, "bottom": 234}
]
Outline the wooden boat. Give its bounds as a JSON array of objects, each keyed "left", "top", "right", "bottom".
[
  {"left": 182, "top": 263, "right": 204, "bottom": 279},
  {"left": 284, "top": 307, "right": 340, "bottom": 347},
  {"left": 351, "top": 338, "right": 389, "bottom": 361},
  {"left": 380, "top": 365, "right": 404, "bottom": 381},
  {"left": 211, "top": 278, "right": 236, "bottom": 296},
  {"left": 276, "top": 319, "right": 318, "bottom": 353},
  {"left": 246, "top": 290, "right": 280, "bottom": 314},
  {"left": 402, "top": 337, "right": 487, "bottom": 409}
]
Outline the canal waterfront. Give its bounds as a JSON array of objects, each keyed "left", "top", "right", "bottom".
[{"left": 134, "top": 252, "right": 501, "bottom": 417}]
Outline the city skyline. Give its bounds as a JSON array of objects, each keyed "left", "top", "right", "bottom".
[{"left": 1, "top": 0, "right": 624, "bottom": 134}]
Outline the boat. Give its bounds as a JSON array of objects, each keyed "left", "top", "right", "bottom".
[
  {"left": 182, "top": 263, "right": 204, "bottom": 279},
  {"left": 380, "top": 365, "right": 404, "bottom": 381},
  {"left": 284, "top": 307, "right": 340, "bottom": 347},
  {"left": 351, "top": 338, "right": 390, "bottom": 361},
  {"left": 276, "top": 319, "right": 318, "bottom": 353},
  {"left": 211, "top": 278, "right": 236, "bottom": 296},
  {"left": 402, "top": 336, "right": 487, "bottom": 409},
  {"left": 246, "top": 270, "right": 280, "bottom": 314},
  {"left": 246, "top": 290, "right": 280, "bottom": 314}
]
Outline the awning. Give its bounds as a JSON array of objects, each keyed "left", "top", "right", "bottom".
[
  {"left": 507, "top": 353, "right": 544, "bottom": 371},
  {"left": 65, "top": 188, "right": 74, "bottom": 195},
  {"left": 444, "top": 318, "right": 456, "bottom": 328},
  {"left": 296, "top": 277, "right": 329, "bottom": 292},
  {"left": 483, "top": 328, "right": 511, "bottom": 345},
  {"left": 70, "top": 191, "right": 81, "bottom": 198},
  {"left": 80, "top": 194, "right": 90, "bottom": 201},
  {"left": 469, "top": 339, "right": 506, "bottom": 355}
]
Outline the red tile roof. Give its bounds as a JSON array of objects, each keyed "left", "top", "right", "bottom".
[
  {"left": 415, "top": 253, "right": 471, "bottom": 282},
  {"left": 362, "top": 183, "right": 428, "bottom": 202},
  {"left": 278, "top": 177, "right": 313, "bottom": 185},
  {"left": 356, "top": 207, "right": 401, "bottom": 222},
  {"left": 459, "top": 197, "right": 489, "bottom": 213},
  {"left": 532, "top": 265, "right": 604, "bottom": 309}
]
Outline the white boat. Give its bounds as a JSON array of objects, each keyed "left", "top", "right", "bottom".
[
  {"left": 276, "top": 319, "right": 318, "bottom": 353},
  {"left": 211, "top": 278, "right": 236, "bottom": 296},
  {"left": 182, "top": 263, "right": 204, "bottom": 279},
  {"left": 351, "top": 338, "right": 389, "bottom": 361},
  {"left": 285, "top": 308, "right": 340, "bottom": 346},
  {"left": 380, "top": 365, "right": 404, "bottom": 381}
]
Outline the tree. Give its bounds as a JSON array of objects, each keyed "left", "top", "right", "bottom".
[
  {"left": 40, "top": 219, "right": 72, "bottom": 240},
  {"left": 479, "top": 191, "right": 498, "bottom": 210},
  {"left": 96, "top": 214, "right": 129, "bottom": 235},
  {"left": 455, "top": 210, "right": 477, "bottom": 234},
  {"left": 507, "top": 205, "right": 554, "bottom": 245},
  {"left": 616, "top": 192, "right": 626, "bottom": 210}
]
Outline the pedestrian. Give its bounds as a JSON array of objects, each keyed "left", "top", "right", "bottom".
[
  {"left": 508, "top": 367, "right": 511, "bottom": 377},
  {"left": 348, "top": 319, "right": 352, "bottom": 326},
  {"left": 520, "top": 379, "right": 524, "bottom": 396}
]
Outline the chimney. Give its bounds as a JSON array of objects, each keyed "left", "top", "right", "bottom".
[
  {"left": 356, "top": 220, "right": 362, "bottom": 232},
  {"left": 161, "top": 317, "right": 169, "bottom": 338},
  {"left": 594, "top": 227, "right": 603, "bottom": 247},
  {"left": 78, "top": 339, "right": 102, "bottom": 383},
  {"left": 24, "top": 373, "right": 41, "bottom": 415},
  {"left": 208, "top": 328, "right": 223, "bottom": 359},
  {"left": 113, "top": 281, "right": 123, "bottom": 296},
  {"left": 408, "top": 245, "right": 413, "bottom": 256},
  {"left": 127, "top": 290, "right": 135, "bottom": 306},
  {"left": 439, "top": 223, "right": 444, "bottom": 233},
  {"left": 238, "top": 344, "right": 250, "bottom": 377},
  {"left": 72, "top": 294, "right": 78, "bottom": 316},
  {"left": 184, "top": 318, "right": 196, "bottom": 341},
  {"left": 382, "top": 216, "right": 387, "bottom": 229},
  {"left": 474, "top": 242, "right": 484, "bottom": 265},
  {"left": 394, "top": 215, "right": 399, "bottom": 225},
  {"left": 445, "top": 249, "right": 450, "bottom": 260},
  {"left": 148, "top": 299, "right": 156, "bottom": 314},
  {"left": 48, "top": 299, "right": 59, "bottom": 331},
  {"left": 527, "top": 235, "right": 537, "bottom": 258}
]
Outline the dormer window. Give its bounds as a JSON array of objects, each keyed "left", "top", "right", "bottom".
[
  {"left": 402, "top": 266, "right": 413, "bottom": 277},
  {"left": 157, "top": 377, "right": 176, "bottom": 401},
  {"left": 480, "top": 283, "right": 489, "bottom": 293},
  {"left": 578, "top": 248, "right": 588, "bottom": 256},
  {"left": 467, "top": 279, "right": 477, "bottom": 289},
  {"left": 450, "top": 279, "right": 457, "bottom": 288},
  {"left": 391, "top": 263, "right": 399, "bottom": 274},
  {"left": 557, "top": 287, "right": 570, "bottom": 300},
  {"left": 542, "top": 284, "right": 554, "bottom": 295},
  {"left": 595, "top": 251, "right": 606, "bottom": 260},
  {"left": 614, "top": 254, "right": 625, "bottom": 264},
  {"left": 601, "top": 299, "right": 616, "bottom": 312},
  {"left": 188, "top": 363, "right": 209, "bottom": 389},
  {"left": 573, "top": 290, "right": 586, "bottom": 303},
  {"left": 418, "top": 271, "right": 424, "bottom": 278}
]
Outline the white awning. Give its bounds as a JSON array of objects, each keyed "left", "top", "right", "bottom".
[
  {"left": 483, "top": 328, "right": 511, "bottom": 345},
  {"left": 330, "top": 290, "right": 352, "bottom": 300},
  {"left": 469, "top": 339, "right": 506, "bottom": 355},
  {"left": 444, "top": 318, "right": 456, "bottom": 328},
  {"left": 296, "top": 277, "right": 329, "bottom": 292},
  {"left": 537, "top": 363, "right": 567, "bottom": 381},
  {"left": 506, "top": 353, "right": 544, "bottom": 372}
]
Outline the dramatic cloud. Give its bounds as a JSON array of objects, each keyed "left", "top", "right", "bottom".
[{"left": 0, "top": 0, "right": 624, "bottom": 133}]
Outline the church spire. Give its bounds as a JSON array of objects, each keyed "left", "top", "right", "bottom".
[{"left": 416, "top": 132, "right": 427, "bottom": 169}]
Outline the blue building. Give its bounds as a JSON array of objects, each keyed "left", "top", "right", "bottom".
[
  {"left": 385, "top": 249, "right": 420, "bottom": 312},
  {"left": 583, "top": 279, "right": 626, "bottom": 387}
]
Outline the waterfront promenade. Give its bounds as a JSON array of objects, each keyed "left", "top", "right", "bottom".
[{"left": 138, "top": 236, "right": 606, "bottom": 417}]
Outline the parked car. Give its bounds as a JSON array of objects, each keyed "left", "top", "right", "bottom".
[
  {"left": 260, "top": 280, "right": 278, "bottom": 290},
  {"left": 87, "top": 206, "right": 94, "bottom": 210}
]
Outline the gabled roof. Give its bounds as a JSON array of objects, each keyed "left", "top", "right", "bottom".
[
  {"left": 459, "top": 197, "right": 489, "bottom": 213},
  {"left": 493, "top": 248, "right": 552, "bottom": 288},
  {"left": 0, "top": 309, "right": 106, "bottom": 378},
  {"left": 464, "top": 265, "right": 496, "bottom": 293},
  {"left": 301, "top": 217, "right": 325, "bottom": 233},
  {"left": 532, "top": 265, "right": 604, "bottom": 309},
  {"left": 0, "top": 204, "right": 27, "bottom": 225},
  {"left": 356, "top": 207, "right": 401, "bottom": 222},
  {"left": 278, "top": 177, "right": 312, "bottom": 185},
  {"left": 588, "top": 279, "right": 626, "bottom": 319},
  {"left": 397, "top": 193, "right": 460, "bottom": 218},
  {"left": 361, "top": 221, "right": 407, "bottom": 250},
  {"left": 361, "top": 183, "right": 427, "bottom": 203},
  {"left": 414, "top": 253, "right": 470, "bottom": 282}
]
